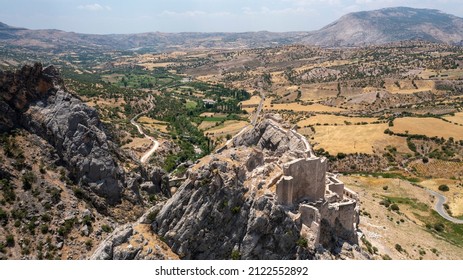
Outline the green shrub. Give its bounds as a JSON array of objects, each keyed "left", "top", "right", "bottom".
[
  {"left": 40, "top": 224, "right": 49, "bottom": 234},
  {"left": 438, "top": 185, "right": 449, "bottom": 192},
  {"left": 231, "top": 206, "right": 241, "bottom": 215},
  {"left": 382, "top": 254, "right": 392, "bottom": 260},
  {"left": 395, "top": 244, "right": 403, "bottom": 252},
  {"left": 433, "top": 223, "right": 445, "bottom": 232},
  {"left": 22, "top": 171, "right": 36, "bottom": 190},
  {"left": 85, "top": 239, "right": 93, "bottom": 251},
  {"left": 231, "top": 250, "right": 240, "bottom": 260},
  {"left": 390, "top": 204, "right": 400, "bottom": 211},
  {"left": 0, "top": 208, "right": 8, "bottom": 223},
  {"left": 101, "top": 224, "right": 112, "bottom": 233},
  {"left": 296, "top": 238, "right": 308, "bottom": 247}
]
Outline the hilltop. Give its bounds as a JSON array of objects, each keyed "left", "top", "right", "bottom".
[
  {"left": 1, "top": 7, "right": 463, "bottom": 51},
  {"left": 301, "top": 7, "right": 463, "bottom": 46}
]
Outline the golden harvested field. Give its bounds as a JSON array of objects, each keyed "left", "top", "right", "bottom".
[
  {"left": 138, "top": 116, "right": 169, "bottom": 133},
  {"left": 311, "top": 123, "right": 397, "bottom": 154},
  {"left": 410, "top": 159, "right": 463, "bottom": 179},
  {"left": 297, "top": 115, "right": 378, "bottom": 127},
  {"left": 391, "top": 117, "right": 463, "bottom": 140},
  {"left": 198, "top": 121, "right": 219, "bottom": 130},
  {"left": 418, "top": 69, "right": 463, "bottom": 80},
  {"left": 344, "top": 175, "right": 463, "bottom": 260},
  {"left": 264, "top": 100, "right": 345, "bottom": 113},
  {"left": 205, "top": 120, "right": 248, "bottom": 139},
  {"left": 443, "top": 112, "right": 463, "bottom": 125},
  {"left": 138, "top": 62, "right": 173, "bottom": 70},
  {"left": 240, "top": 95, "right": 261, "bottom": 107},
  {"left": 419, "top": 178, "right": 463, "bottom": 217}
]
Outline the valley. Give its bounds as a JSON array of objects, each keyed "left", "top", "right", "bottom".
[{"left": 1, "top": 7, "right": 463, "bottom": 260}]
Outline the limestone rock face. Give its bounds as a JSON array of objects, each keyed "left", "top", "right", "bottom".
[
  {"left": 145, "top": 116, "right": 361, "bottom": 260},
  {"left": 0, "top": 63, "right": 124, "bottom": 204}
]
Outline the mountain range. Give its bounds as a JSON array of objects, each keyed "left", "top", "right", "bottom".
[{"left": 1, "top": 7, "right": 463, "bottom": 51}]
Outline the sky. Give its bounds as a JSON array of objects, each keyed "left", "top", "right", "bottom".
[{"left": 1, "top": 0, "right": 463, "bottom": 34}]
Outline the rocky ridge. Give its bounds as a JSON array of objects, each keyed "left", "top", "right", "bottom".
[
  {"left": 0, "top": 63, "right": 126, "bottom": 204},
  {"left": 0, "top": 64, "right": 170, "bottom": 259},
  {"left": 93, "top": 115, "right": 366, "bottom": 260}
]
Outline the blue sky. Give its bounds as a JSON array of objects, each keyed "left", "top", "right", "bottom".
[{"left": 1, "top": 0, "right": 463, "bottom": 34}]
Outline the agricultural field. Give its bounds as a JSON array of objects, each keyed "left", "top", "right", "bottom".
[
  {"left": 297, "top": 115, "right": 378, "bottom": 127},
  {"left": 391, "top": 117, "right": 463, "bottom": 140},
  {"left": 204, "top": 120, "right": 249, "bottom": 141},
  {"left": 264, "top": 100, "right": 346, "bottom": 113},
  {"left": 137, "top": 116, "right": 169, "bottom": 134},
  {"left": 410, "top": 159, "right": 463, "bottom": 179},
  {"left": 443, "top": 112, "right": 463, "bottom": 126},
  {"left": 309, "top": 123, "right": 393, "bottom": 154}
]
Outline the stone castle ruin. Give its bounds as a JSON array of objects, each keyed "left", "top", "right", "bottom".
[
  {"left": 232, "top": 113, "right": 360, "bottom": 249},
  {"left": 91, "top": 113, "right": 361, "bottom": 259}
]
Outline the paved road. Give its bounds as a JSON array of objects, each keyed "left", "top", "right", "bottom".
[
  {"left": 130, "top": 97, "right": 160, "bottom": 164},
  {"left": 426, "top": 189, "right": 463, "bottom": 224}
]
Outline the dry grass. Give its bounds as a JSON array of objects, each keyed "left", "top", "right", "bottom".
[
  {"left": 297, "top": 115, "right": 378, "bottom": 127},
  {"left": 138, "top": 62, "right": 173, "bottom": 70},
  {"left": 419, "top": 178, "right": 463, "bottom": 217},
  {"left": 444, "top": 112, "right": 463, "bottom": 126},
  {"left": 198, "top": 121, "right": 220, "bottom": 130},
  {"left": 85, "top": 98, "right": 126, "bottom": 108},
  {"left": 310, "top": 123, "right": 392, "bottom": 154},
  {"left": 344, "top": 175, "right": 463, "bottom": 260},
  {"left": 240, "top": 95, "right": 261, "bottom": 107},
  {"left": 410, "top": 159, "right": 463, "bottom": 179},
  {"left": 138, "top": 116, "right": 169, "bottom": 133},
  {"left": 264, "top": 99, "right": 345, "bottom": 113},
  {"left": 418, "top": 69, "right": 463, "bottom": 80},
  {"left": 391, "top": 117, "right": 463, "bottom": 140},
  {"left": 205, "top": 120, "right": 248, "bottom": 140}
]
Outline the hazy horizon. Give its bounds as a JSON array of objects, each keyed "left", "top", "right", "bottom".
[{"left": 1, "top": 0, "right": 463, "bottom": 34}]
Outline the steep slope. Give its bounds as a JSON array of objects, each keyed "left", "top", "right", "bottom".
[
  {"left": 93, "top": 115, "right": 367, "bottom": 260},
  {"left": 0, "top": 64, "right": 170, "bottom": 259},
  {"left": 301, "top": 7, "right": 463, "bottom": 46}
]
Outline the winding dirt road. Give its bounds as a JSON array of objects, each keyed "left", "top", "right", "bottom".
[{"left": 130, "top": 101, "right": 160, "bottom": 164}]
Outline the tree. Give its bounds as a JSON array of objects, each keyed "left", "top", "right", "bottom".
[{"left": 438, "top": 185, "right": 449, "bottom": 192}]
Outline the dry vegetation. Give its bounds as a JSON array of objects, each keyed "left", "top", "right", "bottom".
[{"left": 391, "top": 117, "right": 463, "bottom": 140}]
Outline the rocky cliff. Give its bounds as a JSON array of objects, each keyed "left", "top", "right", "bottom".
[
  {"left": 0, "top": 63, "right": 125, "bottom": 204},
  {"left": 93, "top": 115, "right": 366, "bottom": 260},
  {"left": 0, "top": 64, "right": 172, "bottom": 259}
]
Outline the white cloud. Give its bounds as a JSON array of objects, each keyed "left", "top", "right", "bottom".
[{"left": 78, "top": 3, "right": 111, "bottom": 12}]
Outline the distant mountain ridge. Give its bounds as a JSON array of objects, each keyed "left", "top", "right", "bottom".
[
  {"left": 301, "top": 7, "right": 463, "bottom": 46},
  {"left": 1, "top": 7, "right": 463, "bottom": 50}
]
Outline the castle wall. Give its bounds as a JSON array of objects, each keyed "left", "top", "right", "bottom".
[
  {"left": 327, "top": 176, "right": 344, "bottom": 199},
  {"left": 276, "top": 176, "right": 294, "bottom": 205},
  {"left": 299, "top": 204, "right": 321, "bottom": 246},
  {"left": 282, "top": 157, "right": 327, "bottom": 203},
  {"left": 319, "top": 200, "right": 359, "bottom": 245}
]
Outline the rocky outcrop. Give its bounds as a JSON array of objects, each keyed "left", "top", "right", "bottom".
[
  {"left": 91, "top": 205, "right": 178, "bottom": 260},
  {"left": 125, "top": 115, "right": 361, "bottom": 260},
  {"left": 0, "top": 63, "right": 124, "bottom": 204}
]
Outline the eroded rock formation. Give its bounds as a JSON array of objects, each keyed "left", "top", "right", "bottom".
[{"left": 93, "top": 114, "right": 363, "bottom": 259}]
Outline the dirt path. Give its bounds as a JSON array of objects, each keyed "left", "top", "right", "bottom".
[{"left": 130, "top": 97, "right": 160, "bottom": 164}]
